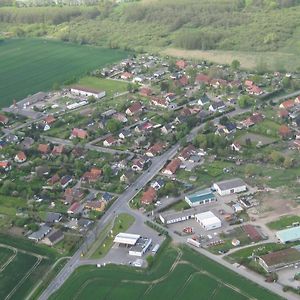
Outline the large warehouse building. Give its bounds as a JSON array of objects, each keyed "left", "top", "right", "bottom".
[
  {"left": 185, "top": 188, "right": 216, "bottom": 207},
  {"left": 195, "top": 211, "right": 221, "bottom": 231},
  {"left": 213, "top": 178, "right": 247, "bottom": 196}
]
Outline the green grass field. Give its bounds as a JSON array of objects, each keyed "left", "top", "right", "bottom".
[
  {"left": 0, "top": 39, "right": 128, "bottom": 107},
  {"left": 76, "top": 77, "right": 128, "bottom": 98},
  {"left": 51, "top": 245, "right": 283, "bottom": 300},
  {"left": 267, "top": 215, "right": 300, "bottom": 230}
]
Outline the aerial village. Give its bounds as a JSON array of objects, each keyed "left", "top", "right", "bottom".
[{"left": 1, "top": 54, "right": 300, "bottom": 290}]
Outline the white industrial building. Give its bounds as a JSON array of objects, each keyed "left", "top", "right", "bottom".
[
  {"left": 70, "top": 86, "right": 106, "bottom": 99},
  {"left": 113, "top": 233, "right": 152, "bottom": 257},
  {"left": 195, "top": 211, "right": 221, "bottom": 231},
  {"left": 113, "top": 233, "right": 140, "bottom": 245},
  {"left": 213, "top": 178, "right": 247, "bottom": 196}
]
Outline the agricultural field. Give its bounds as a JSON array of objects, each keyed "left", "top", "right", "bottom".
[
  {"left": 0, "top": 39, "right": 128, "bottom": 107},
  {"left": 0, "top": 234, "right": 59, "bottom": 300},
  {"left": 51, "top": 245, "right": 282, "bottom": 300}
]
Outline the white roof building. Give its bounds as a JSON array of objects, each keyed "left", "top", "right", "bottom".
[
  {"left": 113, "top": 233, "right": 140, "bottom": 245},
  {"left": 195, "top": 211, "right": 221, "bottom": 231},
  {"left": 213, "top": 178, "right": 247, "bottom": 196}
]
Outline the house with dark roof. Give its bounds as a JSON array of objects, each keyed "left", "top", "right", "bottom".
[{"left": 42, "top": 230, "right": 64, "bottom": 246}]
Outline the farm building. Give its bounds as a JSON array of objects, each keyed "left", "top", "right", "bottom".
[
  {"left": 258, "top": 247, "right": 300, "bottom": 272},
  {"left": 185, "top": 188, "right": 216, "bottom": 207},
  {"left": 276, "top": 227, "right": 300, "bottom": 244},
  {"left": 213, "top": 178, "right": 247, "bottom": 196},
  {"left": 70, "top": 86, "right": 106, "bottom": 99},
  {"left": 195, "top": 211, "right": 221, "bottom": 231}
]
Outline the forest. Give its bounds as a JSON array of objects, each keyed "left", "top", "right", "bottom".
[{"left": 0, "top": 0, "right": 300, "bottom": 65}]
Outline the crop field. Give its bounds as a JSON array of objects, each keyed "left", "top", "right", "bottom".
[
  {"left": 0, "top": 234, "right": 58, "bottom": 300},
  {"left": 0, "top": 39, "right": 128, "bottom": 107},
  {"left": 51, "top": 245, "right": 282, "bottom": 300}
]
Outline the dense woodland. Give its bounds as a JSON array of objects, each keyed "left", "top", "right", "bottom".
[{"left": 0, "top": 0, "right": 300, "bottom": 56}]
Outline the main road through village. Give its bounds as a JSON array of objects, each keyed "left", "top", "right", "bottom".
[{"left": 38, "top": 105, "right": 298, "bottom": 300}]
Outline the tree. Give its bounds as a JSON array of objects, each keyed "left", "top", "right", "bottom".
[
  {"left": 194, "top": 134, "right": 207, "bottom": 149},
  {"left": 283, "top": 156, "right": 293, "bottom": 168},
  {"left": 106, "top": 119, "right": 122, "bottom": 134},
  {"left": 269, "top": 151, "right": 284, "bottom": 164},
  {"left": 231, "top": 59, "right": 240, "bottom": 70},
  {"left": 219, "top": 116, "right": 229, "bottom": 126},
  {"left": 146, "top": 255, "right": 154, "bottom": 268},
  {"left": 238, "top": 95, "right": 252, "bottom": 108}
]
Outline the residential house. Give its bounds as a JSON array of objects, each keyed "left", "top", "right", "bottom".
[
  {"left": 67, "top": 202, "right": 82, "bottom": 215},
  {"left": 146, "top": 143, "right": 164, "bottom": 157},
  {"left": 85, "top": 200, "right": 105, "bottom": 212},
  {"left": 103, "top": 135, "right": 117, "bottom": 147},
  {"left": 151, "top": 178, "right": 165, "bottom": 190},
  {"left": 120, "top": 72, "right": 133, "bottom": 80},
  {"left": 176, "top": 60, "right": 188, "bottom": 69},
  {"left": 278, "top": 109, "right": 289, "bottom": 119},
  {"left": 48, "top": 174, "right": 60, "bottom": 186},
  {"left": 135, "top": 121, "right": 153, "bottom": 134},
  {"left": 161, "top": 124, "right": 174, "bottom": 135},
  {"left": 126, "top": 102, "right": 143, "bottom": 116},
  {"left": 113, "top": 113, "right": 128, "bottom": 123},
  {"left": 0, "top": 161, "right": 11, "bottom": 172},
  {"left": 20, "top": 137, "right": 34, "bottom": 150},
  {"left": 210, "top": 79, "right": 228, "bottom": 89},
  {"left": 60, "top": 175, "right": 73, "bottom": 189},
  {"left": 195, "top": 74, "right": 210, "bottom": 85},
  {"left": 151, "top": 97, "right": 168, "bottom": 108},
  {"left": 71, "top": 128, "right": 88, "bottom": 139},
  {"left": 28, "top": 225, "right": 51, "bottom": 242},
  {"left": 230, "top": 142, "right": 242, "bottom": 152},
  {"left": 279, "top": 99, "right": 295, "bottom": 110},
  {"left": 0, "top": 114, "right": 9, "bottom": 125},
  {"left": 132, "top": 158, "right": 146, "bottom": 172},
  {"left": 139, "top": 87, "right": 152, "bottom": 97},
  {"left": 119, "top": 129, "right": 132, "bottom": 139},
  {"left": 52, "top": 145, "right": 64, "bottom": 156},
  {"left": 141, "top": 187, "right": 157, "bottom": 205},
  {"left": 72, "top": 147, "right": 85, "bottom": 158},
  {"left": 38, "top": 144, "right": 50, "bottom": 154},
  {"left": 43, "top": 115, "right": 56, "bottom": 125},
  {"left": 35, "top": 165, "right": 50, "bottom": 177},
  {"left": 82, "top": 168, "right": 102, "bottom": 183},
  {"left": 178, "top": 145, "right": 196, "bottom": 161},
  {"left": 14, "top": 151, "right": 27, "bottom": 163},
  {"left": 102, "top": 192, "right": 113, "bottom": 202},
  {"left": 198, "top": 94, "right": 210, "bottom": 106},
  {"left": 42, "top": 230, "right": 64, "bottom": 246},
  {"left": 163, "top": 158, "right": 181, "bottom": 175},
  {"left": 165, "top": 93, "right": 176, "bottom": 102},
  {"left": 64, "top": 188, "right": 84, "bottom": 204},
  {"left": 120, "top": 170, "right": 135, "bottom": 184},
  {"left": 45, "top": 212, "right": 62, "bottom": 224},
  {"left": 209, "top": 101, "right": 226, "bottom": 112}
]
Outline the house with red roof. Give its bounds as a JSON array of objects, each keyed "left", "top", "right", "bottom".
[
  {"left": 230, "top": 142, "right": 242, "bottom": 152},
  {"left": 52, "top": 145, "right": 64, "bottom": 155},
  {"left": 120, "top": 72, "right": 133, "bottom": 80},
  {"left": 67, "top": 202, "right": 82, "bottom": 215},
  {"left": 0, "top": 161, "right": 11, "bottom": 171},
  {"left": 151, "top": 97, "right": 168, "bottom": 108},
  {"left": 132, "top": 158, "right": 146, "bottom": 172},
  {"left": 113, "top": 112, "right": 128, "bottom": 123},
  {"left": 0, "top": 114, "right": 9, "bottom": 125},
  {"left": 146, "top": 143, "right": 164, "bottom": 157},
  {"left": 279, "top": 99, "right": 295, "bottom": 110},
  {"left": 139, "top": 87, "right": 152, "bottom": 97},
  {"left": 43, "top": 115, "right": 56, "bottom": 125},
  {"left": 14, "top": 151, "right": 27, "bottom": 163},
  {"left": 141, "top": 187, "right": 157, "bottom": 205},
  {"left": 71, "top": 128, "right": 88, "bottom": 139},
  {"left": 163, "top": 158, "right": 181, "bottom": 175},
  {"left": 103, "top": 136, "right": 117, "bottom": 147},
  {"left": 82, "top": 168, "right": 102, "bottom": 182},
  {"left": 248, "top": 84, "right": 263, "bottom": 95},
  {"left": 38, "top": 144, "right": 50, "bottom": 154},
  {"left": 178, "top": 145, "right": 196, "bottom": 161},
  {"left": 126, "top": 102, "right": 143, "bottom": 116},
  {"left": 195, "top": 74, "right": 211, "bottom": 85},
  {"left": 176, "top": 60, "right": 188, "bottom": 69},
  {"left": 48, "top": 174, "right": 60, "bottom": 185}
]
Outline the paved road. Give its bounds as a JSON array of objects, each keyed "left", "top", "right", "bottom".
[{"left": 270, "top": 89, "right": 300, "bottom": 104}]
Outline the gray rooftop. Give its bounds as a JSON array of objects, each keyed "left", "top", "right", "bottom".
[{"left": 214, "top": 178, "right": 246, "bottom": 191}]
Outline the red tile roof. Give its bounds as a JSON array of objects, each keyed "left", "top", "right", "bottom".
[
  {"left": 141, "top": 187, "right": 157, "bottom": 205},
  {"left": 71, "top": 128, "right": 88, "bottom": 139}
]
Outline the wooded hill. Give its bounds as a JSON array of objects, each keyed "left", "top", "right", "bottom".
[{"left": 1, "top": 0, "right": 300, "bottom": 69}]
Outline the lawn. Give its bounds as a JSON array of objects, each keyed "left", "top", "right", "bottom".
[
  {"left": 76, "top": 77, "right": 128, "bottom": 98},
  {"left": 249, "top": 119, "right": 280, "bottom": 138},
  {"left": 0, "top": 38, "right": 128, "bottom": 107},
  {"left": 51, "top": 245, "right": 283, "bottom": 300},
  {"left": 89, "top": 213, "right": 135, "bottom": 259},
  {"left": 267, "top": 215, "right": 300, "bottom": 230}
]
